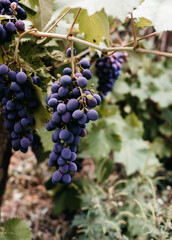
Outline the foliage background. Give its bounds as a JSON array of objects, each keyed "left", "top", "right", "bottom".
[{"left": 0, "top": 0, "right": 172, "bottom": 239}]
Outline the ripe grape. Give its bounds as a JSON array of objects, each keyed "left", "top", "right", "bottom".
[
  {"left": 96, "top": 52, "right": 127, "bottom": 97},
  {"left": 46, "top": 51, "right": 100, "bottom": 184}
]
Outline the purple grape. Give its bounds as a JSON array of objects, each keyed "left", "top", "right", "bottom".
[
  {"left": 14, "top": 122, "right": 23, "bottom": 133},
  {"left": 5, "top": 22, "right": 15, "bottom": 33},
  {"left": 59, "top": 164, "right": 68, "bottom": 173},
  {"left": 52, "top": 112, "right": 61, "bottom": 123},
  {"left": 59, "top": 129, "right": 70, "bottom": 140},
  {"left": 82, "top": 69, "right": 92, "bottom": 79},
  {"left": 48, "top": 98, "right": 58, "bottom": 107},
  {"left": 15, "top": 20, "right": 25, "bottom": 31},
  {"left": 80, "top": 128, "right": 87, "bottom": 137},
  {"left": 77, "top": 77, "right": 88, "bottom": 88},
  {"left": 51, "top": 82, "right": 60, "bottom": 93},
  {"left": 60, "top": 75, "right": 71, "bottom": 86},
  {"left": 73, "top": 135, "right": 80, "bottom": 145},
  {"left": 18, "top": 108, "right": 26, "bottom": 118},
  {"left": 25, "top": 133, "right": 33, "bottom": 141},
  {"left": 16, "top": 6, "right": 27, "bottom": 20},
  {"left": 69, "top": 162, "right": 77, "bottom": 172},
  {"left": 79, "top": 59, "right": 90, "bottom": 69},
  {"left": 70, "top": 144, "right": 77, "bottom": 153},
  {"left": 53, "top": 142, "right": 63, "bottom": 153},
  {"left": 11, "top": 82, "right": 21, "bottom": 92},
  {"left": 65, "top": 132, "right": 74, "bottom": 144},
  {"left": 71, "top": 152, "right": 77, "bottom": 161},
  {"left": 57, "top": 156, "right": 66, "bottom": 166},
  {"left": 52, "top": 129, "right": 61, "bottom": 142},
  {"left": 57, "top": 103, "right": 66, "bottom": 114},
  {"left": 49, "top": 151, "right": 58, "bottom": 161},
  {"left": 0, "top": 65, "right": 8, "bottom": 75},
  {"left": 4, "top": 119, "right": 14, "bottom": 130},
  {"left": 66, "top": 99, "right": 79, "bottom": 112},
  {"left": 72, "top": 110, "right": 83, "bottom": 119},
  {"left": 78, "top": 114, "right": 87, "bottom": 125},
  {"left": 72, "top": 87, "right": 80, "bottom": 98},
  {"left": 75, "top": 73, "right": 82, "bottom": 78},
  {"left": 62, "top": 174, "right": 71, "bottom": 184},
  {"left": 87, "top": 97, "right": 97, "bottom": 107},
  {"left": 58, "top": 86, "right": 69, "bottom": 99},
  {"left": 6, "top": 100, "right": 15, "bottom": 110},
  {"left": 7, "top": 112, "right": 16, "bottom": 120},
  {"left": 61, "top": 148, "right": 72, "bottom": 160},
  {"left": 62, "top": 111, "right": 72, "bottom": 123},
  {"left": 70, "top": 124, "right": 81, "bottom": 135},
  {"left": 93, "top": 94, "right": 101, "bottom": 105},
  {"left": 52, "top": 171, "right": 62, "bottom": 183},
  {"left": 8, "top": 71, "right": 16, "bottom": 81},
  {"left": 12, "top": 139, "right": 20, "bottom": 148},
  {"left": 87, "top": 109, "right": 98, "bottom": 121},
  {"left": 20, "top": 137, "right": 30, "bottom": 148},
  {"left": 63, "top": 67, "right": 72, "bottom": 76},
  {"left": 66, "top": 47, "right": 76, "bottom": 57},
  {"left": 21, "top": 118, "right": 29, "bottom": 127},
  {"left": 16, "top": 72, "right": 27, "bottom": 84}
]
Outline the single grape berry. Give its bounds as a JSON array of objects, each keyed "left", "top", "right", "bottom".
[
  {"left": 79, "top": 59, "right": 90, "bottom": 69},
  {"left": 15, "top": 21, "right": 25, "bottom": 31},
  {"left": 66, "top": 47, "right": 76, "bottom": 57},
  {"left": 16, "top": 72, "right": 27, "bottom": 84}
]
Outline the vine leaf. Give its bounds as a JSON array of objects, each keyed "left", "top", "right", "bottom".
[
  {"left": 73, "top": 8, "right": 110, "bottom": 46},
  {"left": 133, "top": 0, "right": 172, "bottom": 32},
  {"left": 0, "top": 218, "right": 31, "bottom": 240},
  {"left": 35, "top": 0, "right": 54, "bottom": 31},
  {"left": 115, "top": 139, "right": 160, "bottom": 176}
]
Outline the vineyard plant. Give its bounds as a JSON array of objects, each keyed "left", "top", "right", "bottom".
[{"left": 0, "top": 0, "right": 172, "bottom": 239}]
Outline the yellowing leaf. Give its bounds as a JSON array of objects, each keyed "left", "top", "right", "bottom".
[{"left": 135, "top": 17, "right": 152, "bottom": 28}]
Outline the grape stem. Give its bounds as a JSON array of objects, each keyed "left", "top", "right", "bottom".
[
  {"left": 45, "top": 8, "right": 72, "bottom": 34},
  {"left": 70, "top": 41, "right": 75, "bottom": 78},
  {"left": 14, "top": 28, "right": 38, "bottom": 62},
  {"left": 27, "top": 31, "right": 172, "bottom": 58}
]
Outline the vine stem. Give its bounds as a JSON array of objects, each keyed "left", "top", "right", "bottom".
[
  {"left": 67, "top": 8, "right": 81, "bottom": 37},
  {"left": 46, "top": 8, "right": 72, "bottom": 34},
  {"left": 14, "top": 28, "right": 38, "bottom": 62},
  {"left": 70, "top": 41, "right": 75, "bottom": 78},
  {"left": 26, "top": 31, "right": 172, "bottom": 58}
]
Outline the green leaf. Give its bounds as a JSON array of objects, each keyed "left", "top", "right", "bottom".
[
  {"left": 35, "top": 0, "right": 54, "bottom": 31},
  {"left": 74, "top": 8, "right": 110, "bottom": 46},
  {"left": 135, "top": 17, "right": 152, "bottom": 28},
  {"left": 32, "top": 85, "right": 51, "bottom": 130},
  {"left": 159, "top": 122, "right": 172, "bottom": 137},
  {"left": 87, "top": 120, "right": 121, "bottom": 161},
  {"left": 0, "top": 218, "right": 31, "bottom": 240},
  {"left": 37, "top": 128, "right": 54, "bottom": 152},
  {"left": 115, "top": 139, "right": 160, "bottom": 176},
  {"left": 151, "top": 137, "right": 172, "bottom": 158}
]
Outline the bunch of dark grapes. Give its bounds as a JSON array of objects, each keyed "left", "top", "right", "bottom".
[
  {"left": 46, "top": 49, "right": 101, "bottom": 184},
  {"left": 0, "top": 0, "right": 26, "bottom": 45},
  {"left": 96, "top": 52, "right": 127, "bottom": 98},
  {"left": 0, "top": 64, "right": 40, "bottom": 153}
]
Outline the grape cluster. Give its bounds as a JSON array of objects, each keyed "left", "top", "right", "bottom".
[
  {"left": 0, "top": 0, "right": 26, "bottom": 45},
  {"left": 96, "top": 52, "right": 127, "bottom": 97},
  {"left": 0, "top": 64, "right": 40, "bottom": 153},
  {"left": 46, "top": 55, "right": 101, "bottom": 184}
]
